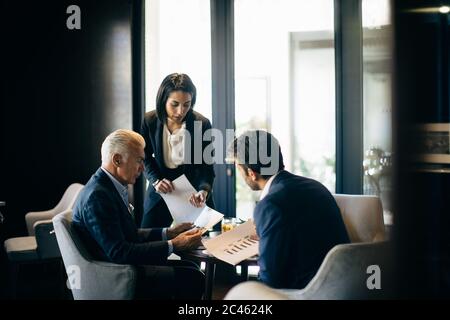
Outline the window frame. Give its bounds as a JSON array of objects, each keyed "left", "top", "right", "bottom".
[{"left": 137, "top": 0, "right": 369, "bottom": 219}]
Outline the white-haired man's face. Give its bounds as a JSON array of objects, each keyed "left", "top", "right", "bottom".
[{"left": 115, "top": 142, "right": 145, "bottom": 185}]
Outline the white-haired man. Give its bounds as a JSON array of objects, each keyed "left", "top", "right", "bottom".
[{"left": 72, "top": 129, "right": 205, "bottom": 299}]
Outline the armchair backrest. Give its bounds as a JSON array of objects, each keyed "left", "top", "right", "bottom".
[
  {"left": 333, "top": 194, "right": 385, "bottom": 242},
  {"left": 26, "top": 183, "right": 85, "bottom": 236},
  {"left": 52, "top": 209, "right": 137, "bottom": 300},
  {"left": 279, "top": 241, "right": 395, "bottom": 299},
  {"left": 53, "top": 183, "right": 85, "bottom": 214}
]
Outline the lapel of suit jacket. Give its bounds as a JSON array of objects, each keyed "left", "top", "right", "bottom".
[
  {"left": 154, "top": 116, "right": 165, "bottom": 169},
  {"left": 96, "top": 168, "right": 132, "bottom": 218},
  {"left": 184, "top": 111, "right": 195, "bottom": 168}
]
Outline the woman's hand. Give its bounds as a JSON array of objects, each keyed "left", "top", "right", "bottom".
[
  {"left": 189, "top": 190, "right": 208, "bottom": 208},
  {"left": 155, "top": 178, "right": 174, "bottom": 194}
]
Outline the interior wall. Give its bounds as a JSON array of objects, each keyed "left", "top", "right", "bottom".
[
  {"left": 0, "top": 0, "right": 133, "bottom": 298},
  {"left": 394, "top": 0, "right": 450, "bottom": 298}
]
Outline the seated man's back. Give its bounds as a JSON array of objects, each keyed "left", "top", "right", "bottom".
[{"left": 255, "top": 170, "right": 350, "bottom": 289}]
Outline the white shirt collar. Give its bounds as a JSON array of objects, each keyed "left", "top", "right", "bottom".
[
  {"left": 259, "top": 172, "right": 280, "bottom": 201},
  {"left": 164, "top": 122, "right": 186, "bottom": 134}
]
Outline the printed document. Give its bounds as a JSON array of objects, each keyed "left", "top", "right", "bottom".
[
  {"left": 159, "top": 174, "right": 223, "bottom": 231},
  {"left": 202, "top": 220, "right": 259, "bottom": 265}
]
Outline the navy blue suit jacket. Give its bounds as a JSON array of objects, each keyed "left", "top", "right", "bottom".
[
  {"left": 254, "top": 170, "right": 350, "bottom": 289},
  {"left": 72, "top": 168, "right": 169, "bottom": 265}
]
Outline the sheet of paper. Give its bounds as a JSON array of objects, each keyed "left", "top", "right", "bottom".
[
  {"left": 159, "top": 174, "right": 223, "bottom": 230},
  {"left": 202, "top": 220, "right": 259, "bottom": 265},
  {"left": 194, "top": 207, "right": 224, "bottom": 232}
]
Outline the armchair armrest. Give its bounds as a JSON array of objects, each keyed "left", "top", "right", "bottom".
[
  {"left": 26, "top": 210, "right": 56, "bottom": 236},
  {"left": 34, "top": 219, "right": 61, "bottom": 259},
  {"left": 224, "top": 281, "right": 290, "bottom": 300},
  {"left": 71, "top": 260, "right": 137, "bottom": 300}
]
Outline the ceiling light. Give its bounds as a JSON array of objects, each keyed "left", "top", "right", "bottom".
[
  {"left": 407, "top": 6, "right": 450, "bottom": 13},
  {"left": 439, "top": 6, "right": 450, "bottom": 14}
]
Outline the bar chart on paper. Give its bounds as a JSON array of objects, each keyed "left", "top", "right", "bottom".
[
  {"left": 203, "top": 220, "right": 259, "bottom": 265},
  {"left": 223, "top": 236, "right": 258, "bottom": 255}
]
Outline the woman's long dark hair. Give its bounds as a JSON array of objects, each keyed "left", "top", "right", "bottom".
[{"left": 155, "top": 73, "right": 197, "bottom": 122}]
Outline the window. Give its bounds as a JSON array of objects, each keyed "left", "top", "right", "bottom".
[
  {"left": 145, "top": 0, "right": 212, "bottom": 119},
  {"left": 143, "top": 0, "right": 393, "bottom": 223},
  {"left": 234, "top": 0, "right": 336, "bottom": 219},
  {"left": 362, "top": 0, "right": 393, "bottom": 223}
]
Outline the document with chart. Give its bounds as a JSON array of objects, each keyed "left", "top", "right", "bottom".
[
  {"left": 159, "top": 174, "right": 223, "bottom": 231},
  {"left": 203, "top": 220, "right": 259, "bottom": 265}
]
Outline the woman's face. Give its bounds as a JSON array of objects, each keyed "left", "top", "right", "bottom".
[{"left": 165, "top": 90, "right": 192, "bottom": 124}]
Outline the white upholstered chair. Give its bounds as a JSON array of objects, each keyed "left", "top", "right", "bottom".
[
  {"left": 333, "top": 194, "right": 386, "bottom": 243},
  {"left": 225, "top": 241, "right": 394, "bottom": 300},
  {"left": 3, "top": 183, "right": 84, "bottom": 297},
  {"left": 53, "top": 209, "right": 138, "bottom": 300},
  {"left": 4, "top": 183, "right": 84, "bottom": 262},
  {"left": 25, "top": 183, "right": 84, "bottom": 236}
]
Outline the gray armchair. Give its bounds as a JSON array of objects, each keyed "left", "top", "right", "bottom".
[
  {"left": 52, "top": 209, "right": 138, "bottom": 300},
  {"left": 225, "top": 241, "right": 394, "bottom": 300},
  {"left": 4, "top": 219, "right": 62, "bottom": 262},
  {"left": 3, "top": 183, "right": 84, "bottom": 297},
  {"left": 4, "top": 183, "right": 84, "bottom": 261}
]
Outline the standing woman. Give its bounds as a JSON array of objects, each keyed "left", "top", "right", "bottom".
[{"left": 141, "top": 73, "right": 215, "bottom": 228}]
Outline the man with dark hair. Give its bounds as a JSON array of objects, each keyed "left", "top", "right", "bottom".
[{"left": 230, "top": 130, "right": 350, "bottom": 289}]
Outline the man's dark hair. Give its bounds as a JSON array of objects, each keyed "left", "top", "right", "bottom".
[
  {"left": 155, "top": 73, "right": 197, "bottom": 122},
  {"left": 230, "top": 130, "right": 285, "bottom": 179}
]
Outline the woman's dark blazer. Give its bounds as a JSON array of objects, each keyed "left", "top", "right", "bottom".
[{"left": 141, "top": 110, "right": 216, "bottom": 214}]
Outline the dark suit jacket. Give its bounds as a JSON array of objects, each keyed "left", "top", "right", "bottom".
[
  {"left": 141, "top": 110, "right": 215, "bottom": 213},
  {"left": 254, "top": 170, "right": 350, "bottom": 289},
  {"left": 72, "top": 168, "right": 169, "bottom": 265}
]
